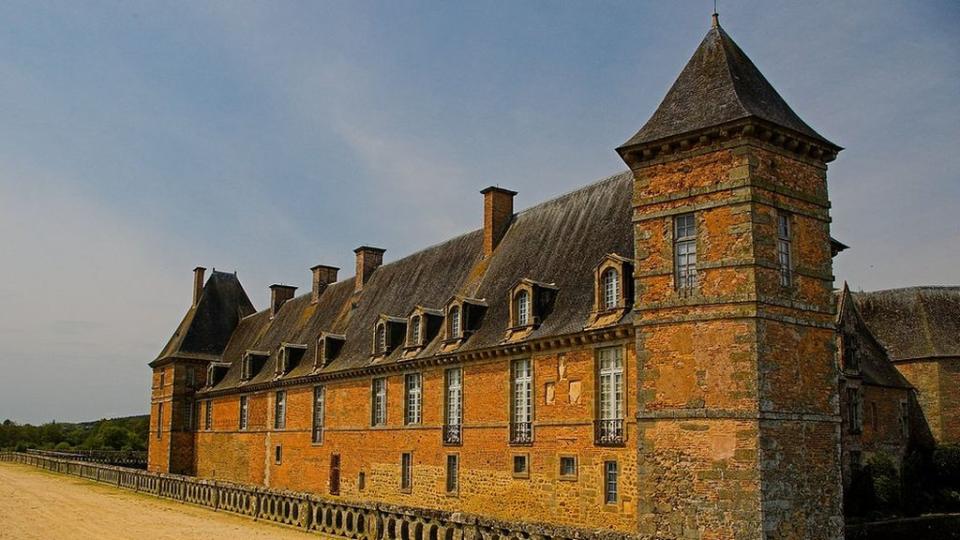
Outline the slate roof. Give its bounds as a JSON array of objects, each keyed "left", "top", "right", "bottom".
[
  {"left": 208, "top": 171, "right": 635, "bottom": 392},
  {"left": 153, "top": 271, "right": 256, "bottom": 364},
  {"left": 853, "top": 287, "right": 960, "bottom": 361},
  {"left": 836, "top": 286, "right": 912, "bottom": 389},
  {"left": 620, "top": 19, "right": 837, "bottom": 150}
]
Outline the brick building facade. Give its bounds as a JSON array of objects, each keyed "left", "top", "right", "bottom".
[{"left": 148, "top": 16, "right": 958, "bottom": 540}]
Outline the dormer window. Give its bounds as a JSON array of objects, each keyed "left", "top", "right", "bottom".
[
  {"left": 602, "top": 268, "right": 620, "bottom": 311},
  {"left": 241, "top": 351, "right": 269, "bottom": 382},
  {"left": 206, "top": 362, "right": 230, "bottom": 387},
  {"left": 277, "top": 344, "right": 306, "bottom": 377},
  {"left": 587, "top": 254, "right": 633, "bottom": 330},
  {"left": 443, "top": 297, "right": 487, "bottom": 346},
  {"left": 506, "top": 279, "right": 558, "bottom": 338},
  {"left": 404, "top": 306, "right": 443, "bottom": 352},
  {"left": 515, "top": 290, "right": 530, "bottom": 326},
  {"left": 372, "top": 315, "right": 407, "bottom": 357},
  {"left": 315, "top": 332, "right": 345, "bottom": 369}
]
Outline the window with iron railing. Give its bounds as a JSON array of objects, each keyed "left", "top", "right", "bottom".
[
  {"left": 596, "top": 347, "right": 625, "bottom": 445},
  {"left": 510, "top": 359, "right": 533, "bottom": 444},
  {"left": 444, "top": 367, "right": 463, "bottom": 444}
]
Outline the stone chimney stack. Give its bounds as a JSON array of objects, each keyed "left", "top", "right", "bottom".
[
  {"left": 481, "top": 186, "right": 517, "bottom": 258},
  {"left": 192, "top": 267, "right": 206, "bottom": 307},
  {"left": 269, "top": 284, "right": 297, "bottom": 318},
  {"left": 354, "top": 246, "right": 385, "bottom": 292},
  {"left": 311, "top": 265, "right": 339, "bottom": 303}
]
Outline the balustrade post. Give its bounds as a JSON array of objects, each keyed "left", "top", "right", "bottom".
[{"left": 299, "top": 500, "right": 312, "bottom": 530}]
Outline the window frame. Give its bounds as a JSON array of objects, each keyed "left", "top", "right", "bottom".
[
  {"left": 409, "top": 315, "right": 422, "bottom": 347},
  {"left": 847, "top": 387, "right": 862, "bottom": 434},
  {"left": 404, "top": 372, "right": 423, "bottom": 425},
  {"left": 515, "top": 289, "right": 531, "bottom": 327},
  {"left": 559, "top": 455, "right": 578, "bottom": 481},
  {"left": 445, "top": 453, "right": 459, "bottom": 495},
  {"left": 312, "top": 386, "right": 326, "bottom": 444},
  {"left": 595, "top": 346, "right": 626, "bottom": 446},
  {"left": 777, "top": 211, "right": 793, "bottom": 287},
  {"left": 448, "top": 305, "right": 462, "bottom": 339},
  {"left": 156, "top": 402, "right": 163, "bottom": 439},
  {"left": 374, "top": 322, "right": 387, "bottom": 356},
  {"left": 239, "top": 395, "right": 249, "bottom": 431},
  {"left": 601, "top": 267, "right": 620, "bottom": 311},
  {"left": 444, "top": 367, "right": 463, "bottom": 445},
  {"left": 512, "top": 453, "right": 530, "bottom": 479},
  {"left": 204, "top": 400, "right": 213, "bottom": 431},
  {"left": 371, "top": 377, "right": 388, "bottom": 426},
  {"left": 604, "top": 461, "right": 619, "bottom": 505},
  {"left": 673, "top": 213, "right": 698, "bottom": 292},
  {"left": 274, "top": 390, "right": 286, "bottom": 430},
  {"left": 510, "top": 358, "right": 533, "bottom": 444},
  {"left": 400, "top": 452, "right": 413, "bottom": 493},
  {"left": 274, "top": 444, "right": 282, "bottom": 465}
]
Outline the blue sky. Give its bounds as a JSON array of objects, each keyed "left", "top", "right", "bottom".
[{"left": 0, "top": 1, "right": 957, "bottom": 423}]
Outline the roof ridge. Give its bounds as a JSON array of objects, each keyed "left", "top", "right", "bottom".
[{"left": 513, "top": 170, "right": 631, "bottom": 218}]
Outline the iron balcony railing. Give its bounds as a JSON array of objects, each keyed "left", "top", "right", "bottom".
[
  {"left": 509, "top": 422, "right": 533, "bottom": 444},
  {"left": 443, "top": 423, "right": 462, "bottom": 445},
  {"left": 594, "top": 418, "right": 625, "bottom": 446}
]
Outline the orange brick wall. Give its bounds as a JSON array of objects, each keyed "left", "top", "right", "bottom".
[{"left": 194, "top": 339, "right": 637, "bottom": 533}]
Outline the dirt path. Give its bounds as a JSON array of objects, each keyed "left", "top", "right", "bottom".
[{"left": 0, "top": 463, "right": 314, "bottom": 539}]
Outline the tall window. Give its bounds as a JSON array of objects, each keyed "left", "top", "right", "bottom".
[
  {"left": 401, "top": 452, "right": 413, "bottom": 492},
  {"left": 274, "top": 390, "right": 286, "bottom": 430},
  {"left": 239, "top": 395, "right": 249, "bottom": 430},
  {"left": 159, "top": 369, "right": 165, "bottom": 389},
  {"left": 847, "top": 388, "right": 862, "bottom": 434},
  {"left": 375, "top": 323, "right": 387, "bottom": 355},
  {"left": 410, "top": 315, "right": 421, "bottom": 346},
  {"left": 602, "top": 268, "right": 620, "bottom": 310},
  {"left": 372, "top": 378, "right": 387, "bottom": 426},
  {"left": 184, "top": 399, "right": 193, "bottom": 431},
  {"left": 329, "top": 454, "right": 341, "bottom": 495},
  {"left": 446, "top": 454, "right": 459, "bottom": 493},
  {"left": 449, "top": 305, "right": 462, "bottom": 338},
  {"left": 312, "top": 386, "right": 325, "bottom": 444},
  {"left": 510, "top": 359, "right": 533, "bottom": 443},
  {"left": 186, "top": 366, "right": 196, "bottom": 388},
  {"left": 444, "top": 367, "right": 463, "bottom": 444},
  {"left": 404, "top": 373, "right": 422, "bottom": 425},
  {"left": 274, "top": 445, "right": 282, "bottom": 465},
  {"left": 843, "top": 335, "right": 860, "bottom": 372},
  {"left": 604, "top": 461, "right": 619, "bottom": 504},
  {"left": 204, "top": 400, "right": 212, "bottom": 430},
  {"left": 156, "top": 403, "right": 163, "bottom": 439},
  {"left": 516, "top": 290, "right": 530, "bottom": 326},
  {"left": 777, "top": 212, "right": 792, "bottom": 287},
  {"left": 674, "top": 213, "right": 697, "bottom": 291},
  {"left": 191, "top": 401, "right": 200, "bottom": 430},
  {"left": 596, "top": 347, "right": 625, "bottom": 445}
]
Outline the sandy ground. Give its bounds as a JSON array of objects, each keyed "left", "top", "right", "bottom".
[{"left": 0, "top": 463, "right": 314, "bottom": 539}]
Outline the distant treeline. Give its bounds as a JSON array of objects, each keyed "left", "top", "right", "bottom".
[{"left": 0, "top": 415, "right": 149, "bottom": 452}]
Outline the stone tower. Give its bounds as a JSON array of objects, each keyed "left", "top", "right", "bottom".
[
  {"left": 617, "top": 15, "right": 844, "bottom": 540},
  {"left": 148, "top": 268, "right": 254, "bottom": 474}
]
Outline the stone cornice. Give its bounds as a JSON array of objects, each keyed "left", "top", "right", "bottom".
[{"left": 618, "top": 118, "right": 841, "bottom": 169}]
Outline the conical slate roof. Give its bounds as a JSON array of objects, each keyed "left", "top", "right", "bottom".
[{"left": 620, "top": 17, "right": 837, "bottom": 150}]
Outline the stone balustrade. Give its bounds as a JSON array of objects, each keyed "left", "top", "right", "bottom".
[
  {"left": 0, "top": 452, "right": 631, "bottom": 540},
  {"left": 25, "top": 448, "right": 148, "bottom": 468}
]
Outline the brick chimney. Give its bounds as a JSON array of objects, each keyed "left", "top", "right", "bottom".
[
  {"left": 270, "top": 284, "right": 297, "bottom": 318},
  {"left": 192, "top": 267, "right": 206, "bottom": 307},
  {"left": 481, "top": 186, "right": 517, "bottom": 257},
  {"left": 354, "top": 246, "right": 385, "bottom": 292},
  {"left": 311, "top": 265, "right": 339, "bottom": 303}
]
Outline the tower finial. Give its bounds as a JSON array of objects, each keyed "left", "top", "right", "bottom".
[{"left": 712, "top": 0, "right": 719, "bottom": 27}]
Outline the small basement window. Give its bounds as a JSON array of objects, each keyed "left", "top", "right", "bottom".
[{"left": 513, "top": 454, "right": 529, "bottom": 478}]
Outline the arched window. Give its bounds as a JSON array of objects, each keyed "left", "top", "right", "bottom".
[
  {"left": 375, "top": 322, "right": 387, "bottom": 354},
  {"left": 410, "top": 315, "right": 422, "bottom": 345},
  {"left": 516, "top": 290, "right": 530, "bottom": 326},
  {"left": 449, "top": 305, "right": 462, "bottom": 339},
  {"left": 602, "top": 268, "right": 620, "bottom": 310}
]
